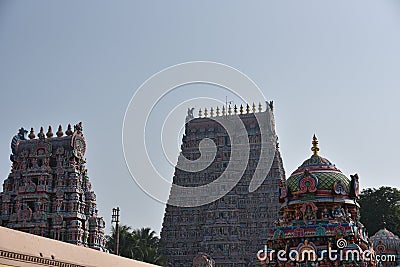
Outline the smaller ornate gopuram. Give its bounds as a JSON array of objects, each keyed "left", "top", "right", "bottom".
[
  {"left": 263, "top": 135, "right": 375, "bottom": 267},
  {"left": 0, "top": 123, "right": 106, "bottom": 250},
  {"left": 370, "top": 227, "right": 400, "bottom": 266}
]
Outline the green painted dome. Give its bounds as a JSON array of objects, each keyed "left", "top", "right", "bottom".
[
  {"left": 285, "top": 135, "right": 350, "bottom": 194},
  {"left": 286, "top": 166, "right": 350, "bottom": 193}
]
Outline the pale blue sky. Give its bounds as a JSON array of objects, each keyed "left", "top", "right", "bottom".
[{"left": 1, "top": 1, "right": 400, "bottom": 235}]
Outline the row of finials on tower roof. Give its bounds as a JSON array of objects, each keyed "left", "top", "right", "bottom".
[
  {"left": 17, "top": 122, "right": 83, "bottom": 141},
  {"left": 188, "top": 101, "right": 274, "bottom": 119}
]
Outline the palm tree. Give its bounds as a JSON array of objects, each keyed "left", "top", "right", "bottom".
[
  {"left": 106, "top": 224, "right": 135, "bottom": 258},
  {"left": 131, "top": 227, "right": 166, "bottom": 265},
  {"left": 105, "top": 225, "right": 167, "bottom": 266}
]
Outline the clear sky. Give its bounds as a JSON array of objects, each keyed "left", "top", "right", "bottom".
[{"left": 1, "top": 1, "right": 400, "bottom": 235}]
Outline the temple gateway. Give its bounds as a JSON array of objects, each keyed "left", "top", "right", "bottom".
[{"left": 0, "top": 123, "right": 106, "bottom": 250}]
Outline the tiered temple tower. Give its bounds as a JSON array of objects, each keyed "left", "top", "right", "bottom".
[
  {"left": 160, "top": 102, "right": 286, "bottom": 266},
  {"left": 0, "top": 123, "right": 106, "bottom": 250},
  {"left": 264, "top": 136, "right": 374, "bottom": 266}
]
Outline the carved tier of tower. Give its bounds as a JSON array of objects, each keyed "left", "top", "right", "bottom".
[
  {"left": 0, "top": 123, "right": 106, "bottom": 250},
  {"left": 160, "top": 102, "right": 286, "bottom": 266},
  {"left": 264, "top": 136, "right": 374, "bottom": 266}
]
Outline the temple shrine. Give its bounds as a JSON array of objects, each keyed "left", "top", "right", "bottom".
[
  {"left": 370, "top": 227, "right": 400, "bottom": 266},
  {"left": 0, "top": 123, "right": 106, "bottom": 250},
  {"left": 264, "top": 135, "right": 375, "bottom": 266}
]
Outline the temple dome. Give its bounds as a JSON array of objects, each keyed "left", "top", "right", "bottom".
[
  {"left": 370, "top": 228, "right": 400, "bottom": 252},
  {"left": 285, "top": 135, "right": 350, "bottom": 193}
]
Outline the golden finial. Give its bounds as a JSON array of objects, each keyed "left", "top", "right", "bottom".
[
  {"left": 204, "top": 108, "right": 208, "bottom": 117},
  {"left": 311, "top": 134, "right": 320, "bottom": 156},
  {"left": 56, "top": 125, "right": 63, "bottom": 137},
  {"left": 222, "top": 105, "right": 226, "bottom": 116},
  {"left": 252, "top": 103, "right": 256, "bottom": 113},
  {"left": 234, "top": 105, "right": 238, "bottom": 114},
  {"left": 28, "top": 128, "right": 35, "bottom": 139},
  {"left": 216, "top": 106, "right": 220, "bottom": 116},
  {"left": 228, "top": 105, "right": 232, "bottom": 115},
  {"left": 246, "top": 104, "right": 250, "bottom": 114},
  {"left": 198, "top": 108, "right": 203, "bottom": 118},
  {"left": 66, "top": 124, "right": 73, "bottom": 136},
  {"left": 46, "top": 126, "right": 53, "bottom": 138},
  {"left": 240, "top": 104, "right": 244, "bottom": 114},
  {"left": 258, "top": 102, "right": 262, "bottom": 112},
  {"left": 210, "top": 107, "right": 214, "bottom": 117},
  {"left": 38, "top": 127, "right": 45, "bottom": 140}
]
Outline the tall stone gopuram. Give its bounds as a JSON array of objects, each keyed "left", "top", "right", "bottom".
[{"left": 160, "top": 102, "right": 286, "bottom": 266}]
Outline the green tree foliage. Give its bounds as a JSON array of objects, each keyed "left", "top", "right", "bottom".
[
  {"left": 359, "top": 186, "right": 400, "bottom": 236},
  {"left": 106, "top": 225, "right": 167, "bottom": 266}
]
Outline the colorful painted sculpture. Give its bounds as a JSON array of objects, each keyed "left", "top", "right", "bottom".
[
  {"left": 0, "top": 123, "right": 106, "bottom": 251},
  {"left": 264, "top": 135, "right": 375, "bottom": 267},
  {"left": 370, "top": 227, "right": 400, "bottom": 266}
]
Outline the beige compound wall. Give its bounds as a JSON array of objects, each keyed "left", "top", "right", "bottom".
[{"left": 0, "top": 226, "right": 157, "bottom": 267}]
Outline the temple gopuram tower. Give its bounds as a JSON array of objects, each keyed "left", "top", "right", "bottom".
[
  {"left": 264, "top": 136, "right": 374, "bottom": 266},
  {"left": 160, "top": 102, "right": 286, "bottom": 266},
  {"left": 0, "top": 123, "right": 106, "bottom": 250}
]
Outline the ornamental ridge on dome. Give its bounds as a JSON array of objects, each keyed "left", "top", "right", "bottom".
[{"left": 289, "top": 135, "right": 342, "bottom": 176}]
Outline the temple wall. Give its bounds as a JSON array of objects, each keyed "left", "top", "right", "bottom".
[{"left": 0, "top": 226, "right": 156, "bottom": 267}]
